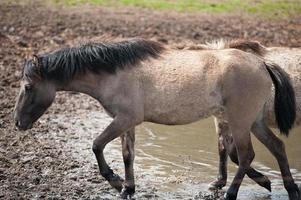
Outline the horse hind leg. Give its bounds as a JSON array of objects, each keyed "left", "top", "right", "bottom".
[
  {"left": 252, "top": 120, "right": 300, "bottom": 200},
  {"left": 220, "top": 118, "right": 271, "bottom": 192},
  {"left": 209, "top": 118, "right": 271, "bottom": 191},
  {"left": 222, "top": 98, "right": 259, "bottom": 199},
  {"left": 224, "top": 121, "right": 255, "bottom": 200},
  {"left": 222, "top": 75, "right": 271, "bottom": 199},
  {"left": 227, "top": 137, "right": 271, "bottom": 192}
]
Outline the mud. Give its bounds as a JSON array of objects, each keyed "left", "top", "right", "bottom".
[{"left": 0, "top": 1, "right": 301, "bottom": 199}]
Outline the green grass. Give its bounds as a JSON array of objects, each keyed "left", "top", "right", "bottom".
[{"left": 53, "top": 0, "right": 301, "bottom": 18}]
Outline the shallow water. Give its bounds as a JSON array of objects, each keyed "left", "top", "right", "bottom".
[
  {"left": 50, "top": 110, "right": 301, "bottom": 199},
  {"left": 107, "top": 116, "right": 301, "bottom": 199}
]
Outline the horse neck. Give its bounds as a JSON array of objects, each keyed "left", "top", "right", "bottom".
[{"left": 56, "top": 72, "right": 107, "bottom": 101}]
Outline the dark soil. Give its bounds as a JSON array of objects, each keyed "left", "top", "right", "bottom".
[{"left": 0, "top": 1, "right": 300, "bottom": 199}]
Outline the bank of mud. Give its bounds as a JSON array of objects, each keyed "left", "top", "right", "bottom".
[{"left": 0, "top": 2, "right": 301, "bottom": 199}]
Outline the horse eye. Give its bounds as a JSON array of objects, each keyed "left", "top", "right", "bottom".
[{"left": 24, "top": 84, "right": 32, "bottom": 91}]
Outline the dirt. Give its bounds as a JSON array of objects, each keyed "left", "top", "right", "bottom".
[{"left": 0, "top": 1, "right": 300, "bottom": 199}]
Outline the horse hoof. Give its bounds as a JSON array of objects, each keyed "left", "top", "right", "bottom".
[
  {"left": 286, "top": 183, "right": 301, "bottom": 200},
  {"left": 108, "top": 174, "right": 124, "bottom": 192},
  {"left": 224, "top": 192, "right": 237, "bottom": 200},
  {"left": 120, "top": 186, "right": 135, "bottom": 199},
  {"left": 208, "top": 179, "right": 226, "bottom": 190},
  {"left": 288, "top": 184, "right": 301, "bottom": 200},
  {"left": 257, "top": 175, "right": 272, "bottom": 192}
]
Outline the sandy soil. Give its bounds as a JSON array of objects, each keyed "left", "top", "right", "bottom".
[{"left": 0, "top": 1, "right": 300, "bottom": 199}]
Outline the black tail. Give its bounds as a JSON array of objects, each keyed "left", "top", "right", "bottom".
[{"left": 265, "top": 62, "right": 296, "bottom": 136}]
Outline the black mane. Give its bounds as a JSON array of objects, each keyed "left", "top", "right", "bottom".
[{"left": 24, "top": 38, "right": 165, "bottom": 82}]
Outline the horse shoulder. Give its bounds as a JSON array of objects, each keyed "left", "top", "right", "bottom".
[{"left": 96, "top": 70, "right": 144, "bottom": 124}]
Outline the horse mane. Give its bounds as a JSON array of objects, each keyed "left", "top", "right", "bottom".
[
  {"left": 183, "top": 39, "right": 227, "bottom": 51},
  {"left": 184, "top": 39, "right": 267, "bottom": 56},
  {"left": 24, "top": 38, "right": 165, "bottom": 82},
  {"left": 227, "top": 40, "right": 267, "bottom": 56}
]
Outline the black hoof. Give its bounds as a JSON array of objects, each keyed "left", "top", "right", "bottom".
[
  {"left": 224, "top": 192, "right": 237, "bottom": 200},
  {"left": 288, "top": 184, "right": 301, "bottom": 200},
  {"left": 256, "top": 175, "right": 272, "bottom": 192},
  {"left": 120, "top": 186, "right": 135, "bottom": 199},
  {"left": 107, "top": 173, "right": 124, "bottom": 192},
  {"left": 208, "top": 179, "right": 226, "bottom": 190}
]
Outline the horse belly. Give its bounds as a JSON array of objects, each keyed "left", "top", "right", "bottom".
[
  {"left": 140, "top": 50, "right": 224, "bottom": 125},
  {"left": 144, "top": 82, "right": 223, "bottom": 125}
]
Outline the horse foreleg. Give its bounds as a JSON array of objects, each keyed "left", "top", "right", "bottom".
[
  {"left": 252, "top": 121, "right": 300, "bottom": 200},
  {"left": 92, "top": 115, "right": 136, "bottom": 192},
  {"left": 120, "top": 128, "right": 136, "bottom": 199}
]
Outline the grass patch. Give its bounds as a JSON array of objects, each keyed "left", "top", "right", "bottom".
[{"left": 52, "top": 0, "right": 301, "bottom": 18}]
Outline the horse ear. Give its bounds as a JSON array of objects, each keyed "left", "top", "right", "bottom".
[{"left": 29, "top": 54, "right": 43, "bottom": 81}]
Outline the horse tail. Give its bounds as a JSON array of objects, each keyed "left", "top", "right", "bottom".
[
  {"left": 228, "top": 40, "right": 267, "bottom": 56},
  {"left": 265, "top": 62, "right": 296, "bottom": 136}
]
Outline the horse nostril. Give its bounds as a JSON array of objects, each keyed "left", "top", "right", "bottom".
[{"left": 15, "top": 120, "right": 20, "bottom": 127}]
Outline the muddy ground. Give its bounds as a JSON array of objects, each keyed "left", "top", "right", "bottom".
[{"left": 0, "top": 1, "right": 301, "bottom": 199}]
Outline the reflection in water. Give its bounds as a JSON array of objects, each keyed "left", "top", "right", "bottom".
[{"left": 104, "top": 116, "right": 301, "bottom": 199}]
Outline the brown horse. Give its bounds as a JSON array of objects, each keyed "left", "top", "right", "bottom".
[
  {"left": 13, "top": 38, "right": 298, "bottom": 199},
  {"left": 196, "top": 40, "right": 301, "bottom": 199}
]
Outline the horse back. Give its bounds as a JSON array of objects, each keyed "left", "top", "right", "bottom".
[{"left": 138, "top": 49, "right": 271, "bottom": 125}]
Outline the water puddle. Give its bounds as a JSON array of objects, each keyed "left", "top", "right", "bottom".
[{"left": 48, "top": 110, "right": 301, "bottom": 199}]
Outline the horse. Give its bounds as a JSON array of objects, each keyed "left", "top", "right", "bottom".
[
  {"left": 13, "top": 38, "right": 299, "bottom": 199},
  {"left": 194, "top": 40, "right": 301, "bottom": 199}
]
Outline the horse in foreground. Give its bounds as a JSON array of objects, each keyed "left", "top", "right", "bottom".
[
  {"left": 195, "top": 40, "right": 300, "bottom": 198},
  {"left": 13, "top": 38, "right": 299, "bottom": 199}
]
